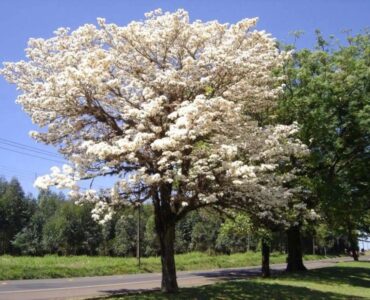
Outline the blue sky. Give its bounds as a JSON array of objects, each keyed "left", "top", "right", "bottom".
[{"left": 0, "top": 0, "right": 369, "bottom": 195}]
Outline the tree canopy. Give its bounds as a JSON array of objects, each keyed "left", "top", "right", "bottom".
[{"left": 278, "top": 30, "right": 370, "bottom": 259}]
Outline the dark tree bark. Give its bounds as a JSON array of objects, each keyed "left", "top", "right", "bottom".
[
  {"left": 153, "top": 184, "right": 178, "bottom": 293},
  {"left": 286, "top": 225, "right": 307, "bottom": 272},
  {"left": 261, "top": 239, "right": 270, "bottom": 277},
  {"left": 157, "top": 220, "right": 178, "bottom": 292},
  {"left": 348, "top": 227, "right": 359, "bottom": 261},
  {"left": 351, "top": 247, "right": 359, "bottom": 261}
]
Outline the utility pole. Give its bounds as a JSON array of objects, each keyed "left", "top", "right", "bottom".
[
  {"left": 136, "top": 204, "right": 141, "bottom": 268},
  {"left": 312, "top": 236, "right": 315, "bottom": 255},
  {"left": 247, "top": 234, "right": 250, "bottom": 252}
]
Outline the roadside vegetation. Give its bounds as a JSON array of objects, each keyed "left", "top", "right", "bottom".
[{"left": 0, "top": 252, "right": 333, "bottom": 280}]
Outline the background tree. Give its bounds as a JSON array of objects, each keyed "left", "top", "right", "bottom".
[
  {"left": 0, "top": 177, "right": 34, "bottom": 254},
  {"left": 216, "top": 213, "right": 253, "bottom": 254},
  {"left": 12, "top": 190, "right": 64, "bottom": 255},
  {"left": 278, "top": 30, "right": 370, "bottom": 261},
  {"left": 144, "top": 214, "right": 160, "bottom": 257},
  {"left": 175, "top": 210, "right": 201, "bottom": 254},
  {"left": 190, "top": 210, "right": 221, "bottom": 254},
  {"left": 113, "top": 211, "right": 139, "bottom": 256},
  {"left": 12, "top": 212, "right": 45, "bottom": 255},
  {"left": 43, "top": 202, "right": 101, "bottom": 255}
]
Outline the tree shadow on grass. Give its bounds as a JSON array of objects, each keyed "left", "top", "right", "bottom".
[
  {"left": 96, "top": 280, "right": 366, "bottom": 300},
  {"left": 285, "top": 266, "right": 370, "bottom": 289},
  {"left": 92, "top": 263, "right": 370, "bottom": 300},
  {"left": 191, "top": 267, "right": 262, "bottom": 280}
]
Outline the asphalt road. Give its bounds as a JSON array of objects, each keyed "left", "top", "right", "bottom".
[{"left": 0, "top": 256, "right": 366, "bottom": 300}]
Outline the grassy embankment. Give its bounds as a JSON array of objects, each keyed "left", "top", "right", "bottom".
[
  {"left": 98, "top": 261, "right": 370, "bottom": 299},
  {"left": 0, "top": 252, "right": 333, "bottom": 280}
]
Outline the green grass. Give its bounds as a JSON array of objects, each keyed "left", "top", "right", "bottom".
[
  {"left": 97, "top": 261, "right": 370, "bottom": 299},
  {"left": 0, "top": 252, "right": 333, "bottom": 280}
]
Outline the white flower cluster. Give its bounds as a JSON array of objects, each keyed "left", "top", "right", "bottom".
[{"left": 34, "top": 165, "right": 78, "bottom": 192}]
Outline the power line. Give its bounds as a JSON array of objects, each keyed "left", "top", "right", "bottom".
[
  {"left": 0, "top": 140, "right": 62, "bottom": 159},
  {"left": 0, "top": 164, "right": 108, "bottom": 190},
  {"left": 0, "top": 137, "right": 62, "bottom": 158},
  {"left": 0, "top": 169, "right": 110, "bottom": 193},
  {"left": 0, "top": 138, "right": 111, "bottom": 190},
  {"left": 0, "top": 137, "right": 58, "bottom": 155},
  {"left": 0, "top": 145, "right": 66, "bottom": 164}
]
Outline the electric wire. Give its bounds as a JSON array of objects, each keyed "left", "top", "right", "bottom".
[
  {"left": 0, "top": 137, "right": 60, "bottom": 158},
  {"left": 0, "top": 138, "right": 109, "bottom": 191},
  {"left": 0, "top": 145, "right": 66, "bottom": 164}
]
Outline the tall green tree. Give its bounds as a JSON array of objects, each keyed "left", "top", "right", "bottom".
[
  {"left": 278, "top": 30, "right": 370, "bottom": 261},
  {"left": 42, "top": 202, "right": 102, "bottom": 255},
  {"left": 0, "top": 177, "right": 34, "bottom": 254},
  {"left": 12, "top": 190, "right": 64, "bottom": 255},
  {"left": 216, "top": 213, "right": 253, "bottom": 254}
]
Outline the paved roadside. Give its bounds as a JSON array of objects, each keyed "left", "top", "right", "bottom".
[{"left": 0, "top": 256, "right": 367, "bottom": 300}]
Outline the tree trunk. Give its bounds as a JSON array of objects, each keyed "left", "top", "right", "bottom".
[
  {"left": 153, "top": 184, "right": 178, "bottom": 293},
  {"left": 352, "top": 250, "right": 359, "bottom": 261},
  {"left": 348, "top": 229, "right": 359, "bottom": 261},
  {"left": 158, "top": 221, "right": 178, "bottom": 292},
  {"left": 286, "top": 225, "right": 307, "bottom": 272},
  {"left": 261, "top": 239, "right": 270, "bottom": 277}
]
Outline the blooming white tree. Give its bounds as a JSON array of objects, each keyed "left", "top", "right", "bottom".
[{"left": 2, "top": 9, "right": 306, "bottom": 292}]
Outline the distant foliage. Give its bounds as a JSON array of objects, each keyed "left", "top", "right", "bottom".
[
  {"left": 0, "top": 177, "right": 34, "bottom": 254},
  {"left": 0, "top": 176, "right": 354, "bottom": 256}
]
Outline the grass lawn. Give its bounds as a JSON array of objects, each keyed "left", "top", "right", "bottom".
[
  {"left": 97, "top": 261, "right": 370, "bottom": 299},
  {"left": 0, "top": 252, "right": 331, "bottom": 280}
]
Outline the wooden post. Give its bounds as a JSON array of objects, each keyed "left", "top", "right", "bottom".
[
  {"left": 312, "top": 236, "right": 315, "bottom": 255},
  {"left": 137, "top": 205, "right": 141, "bottom": 268}
]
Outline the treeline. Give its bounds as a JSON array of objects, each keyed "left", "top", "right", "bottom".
[{"left": 0, "top": 176, "right": 354, "bottom": 257}]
